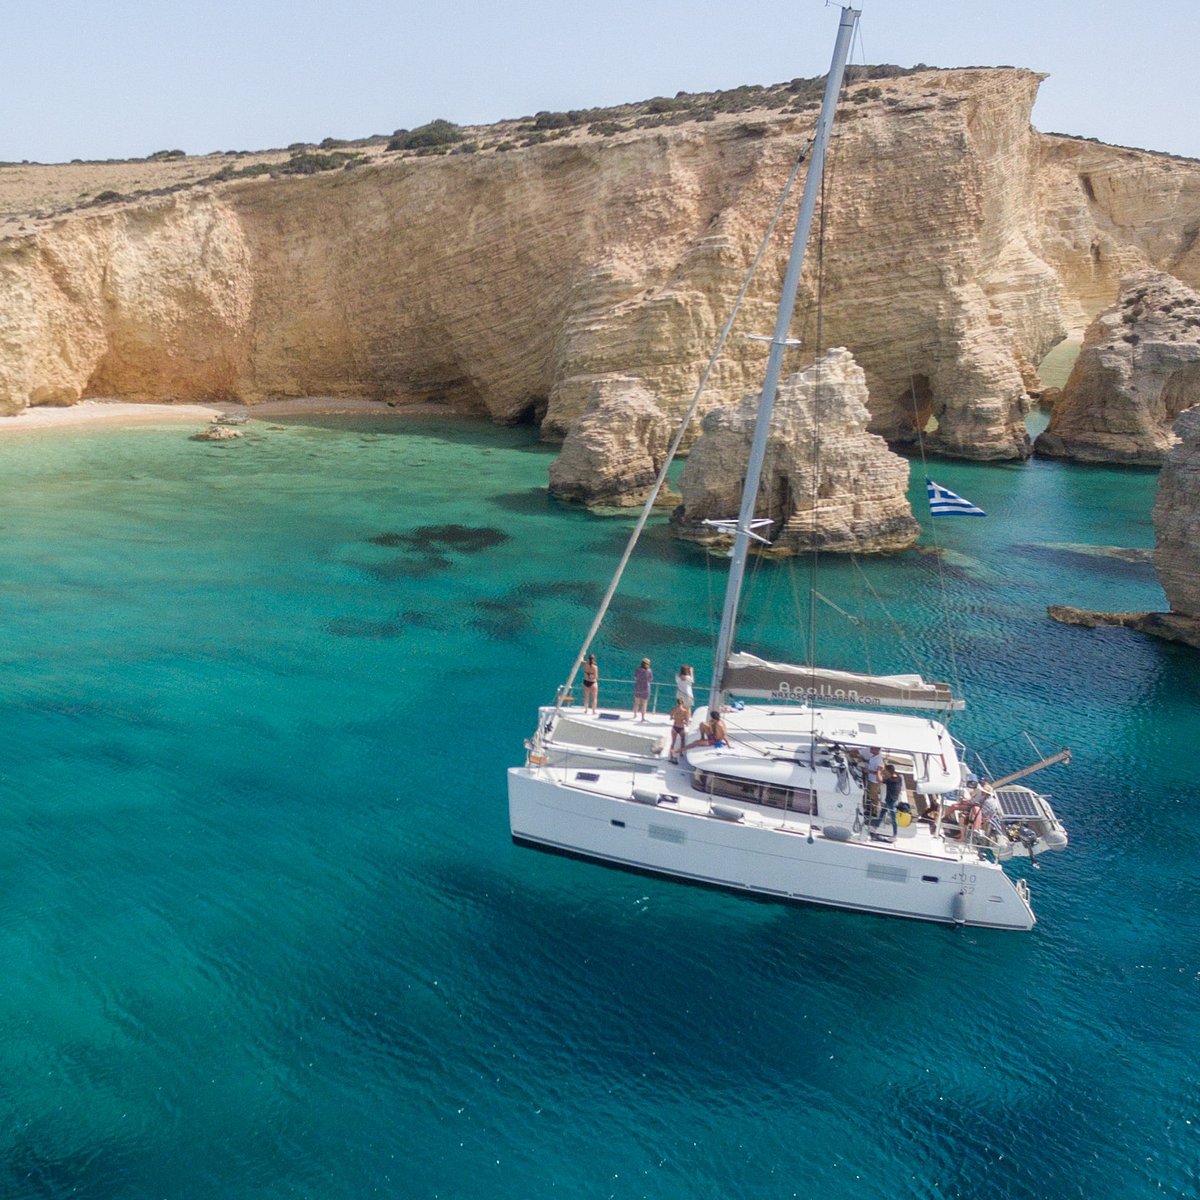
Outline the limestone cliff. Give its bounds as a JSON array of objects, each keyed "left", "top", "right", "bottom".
[
  {"left": 0, "top": 197, "right": 253, "bottom": 407},
  {"left": 547, "top": 378, "right": 671, "bottom": 507},
  {"left": 672, "top": 349, "right": 918, "bottom": 554},
  {"left": 2, "top": 68, "right": 1200, "bottom": 465},
  {"left": 1035, "top": 271, "right": 1200, "bottom": 464}
]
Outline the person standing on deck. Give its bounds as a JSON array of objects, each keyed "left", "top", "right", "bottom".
[
  {"left": 860, "top": 746, "right": 884, "bottom": 819},
  {"left": 633, "top": 658, "right": 653, "bottom": 721},
  {"left": 669, "top": 696, "right": 691, "bottom": 761},
  {"left": 674, "top": 664, "right": 695, "bottom": 708},
  {"left": 874, "top": 763, "right": 902, "bottom": 838},
  {"left": 582, "top": 654, "right": 599, "bottom": 715}
]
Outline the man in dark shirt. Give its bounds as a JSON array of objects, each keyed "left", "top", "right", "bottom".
[{"left": 875, "top": 763, "right": 903, "bottom": 838}]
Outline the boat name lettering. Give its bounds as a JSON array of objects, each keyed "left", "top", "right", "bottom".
[{"left": 771, "top": 681, "right": 884, "bottom": 706}]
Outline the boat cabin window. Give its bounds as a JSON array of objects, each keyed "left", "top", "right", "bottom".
[{"left": 694, "top": 770, "right": 816, "bottom": 814}]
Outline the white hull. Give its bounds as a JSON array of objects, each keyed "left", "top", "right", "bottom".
[{"left": 509, "top": 767, "right": 1037, "bottom": 931}]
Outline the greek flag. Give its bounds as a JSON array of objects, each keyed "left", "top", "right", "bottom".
[{"left": 926, "top": 479, "right": 986, "bottom": 517}]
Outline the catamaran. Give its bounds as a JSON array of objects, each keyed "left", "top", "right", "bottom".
[{"left": 507, "top": 5, "right": 1069, "bottom": 930}]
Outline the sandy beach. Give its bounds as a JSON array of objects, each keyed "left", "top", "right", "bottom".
[{"left": 0, "top": 396, "right": 460, "bottom": 435}]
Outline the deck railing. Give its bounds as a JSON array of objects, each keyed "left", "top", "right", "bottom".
[{"left": 560, "top": 675, "right": 712, "bottom": 714}]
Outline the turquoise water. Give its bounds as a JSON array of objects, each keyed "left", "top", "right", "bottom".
[{"left": 1, "top": 417, "right": 1195, "bottom": 1200}]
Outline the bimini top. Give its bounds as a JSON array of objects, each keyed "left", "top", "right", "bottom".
[{"left": 704, "top": 703, "right": 964, "bottom": 793}]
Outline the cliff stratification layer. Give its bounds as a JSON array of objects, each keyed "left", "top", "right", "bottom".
[{"left": 3, "top": 68, "right": 1200, "bottom": 463}]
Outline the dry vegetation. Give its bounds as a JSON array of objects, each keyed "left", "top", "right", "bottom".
[{"left": 0, "top": 65, "right": 997, "bottom": 238}]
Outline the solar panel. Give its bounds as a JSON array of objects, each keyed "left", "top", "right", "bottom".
[{"left": 996, "top": 788, "right": 1043, "bottom": 820}]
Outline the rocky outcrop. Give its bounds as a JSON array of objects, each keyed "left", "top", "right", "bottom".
[
  {"left": 1152, "top": 406, "right": 1200, "bottom": 628},
  {"left": 2, "top": 68, "right": 1200, "bottom": 463},
  {"left": 190, "top": 424, "right": 243, "bottom": 441},
  {"left": 1035, "top": 271, "right": 1200, "bottom": 463},
  {"left": 672, "top": 348, "right": 918, "bottom": 554},
  {"left": 1046, "top": 406, "right": 1200, "bottom": 649},
  {"left": 1047, "top": 604, "right": 1200, "bottom": 648},
  {"left": 548, "top": 378, "right": 671, "bottom": 507}
]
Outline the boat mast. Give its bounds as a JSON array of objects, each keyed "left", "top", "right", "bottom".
[{"left": 708, "top": 4, "right": 859, "bottom": 711}]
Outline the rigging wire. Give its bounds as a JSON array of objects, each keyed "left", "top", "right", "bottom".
[
  {"left": 853, "top": 563, "right": 873, "bottom": 674},
  {"left": 850, "top": 554, "right": 930, "bottom": 675},
  {"left": 904, "top": 349, "right": 965, "bottom": 710},
  {"left": 803, "top": 51, "right": 851, "bottom": 745},
  {"left": 815, "top": 589, "right": 861, "bottom": 626},
  {"left": 734, "top": 67, "right": 848, "bottom": 722},
  {"left": 786, "top": 557, "right": 812, "bottom": 667},
  {"left": 704, "top": 547, "right": 718, "bottom": 650},
  {"left": 808, "top": 159, "right": 828, "bottom": 691},
  {"left": 555, "top": 142, "right": 816, "bottom": 709}
]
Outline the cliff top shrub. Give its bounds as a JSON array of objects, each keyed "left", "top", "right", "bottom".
[
  {"left": 283, "top": 150, "right": 361, "bottom": 174},
  {"left": 388, "top": 120, "right": 463, "bottom": 151},
  {"left": 532, "top": 110, "right": 584, "bottom": 130}
]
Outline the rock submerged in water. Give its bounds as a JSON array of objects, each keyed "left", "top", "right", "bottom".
[
  {"left": 191, "top": 425, "right": 243, "bottom": 441},
  {"left": 672, "top": 348, "right": 918, "bottom": 555},
  {"left": 1047, "top": 604, "right": 1200, "bottom": 648},
  {"left": 548, "top": 378, "right": 672, "bottom": 508},
  {"left": 1035, "top": 270, "right": 1200, "bottom": 464}
]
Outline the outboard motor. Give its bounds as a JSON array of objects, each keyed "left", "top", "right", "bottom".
[{"left": 1016, "top": 823, "right": 1041, "bottom": 867}]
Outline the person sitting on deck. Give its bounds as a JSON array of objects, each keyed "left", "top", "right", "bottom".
[
  {"left": 688, "top": 709, "right": 728, "bottom": 750},
  {"left": 946, "top": 777, "right": 1002, "bottom": 839},
  {"left": 976, "top": 782, "right": 1004, "bottom": 838},
  {"left": 707, "top": 710, "right": 728, "bottom": 748}
]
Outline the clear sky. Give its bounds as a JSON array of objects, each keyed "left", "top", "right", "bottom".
[{"left": 6, "top": 0, "right": 1198, "bottom": 163}]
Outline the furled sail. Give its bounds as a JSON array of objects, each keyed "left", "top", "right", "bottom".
[{"left": 724, "top": 652, "right": 964, "bottom": 711}]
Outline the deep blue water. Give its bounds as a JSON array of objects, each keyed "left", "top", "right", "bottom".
[{"left": 0, "top": 416, "right": 1195, "bottom": 1200}]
